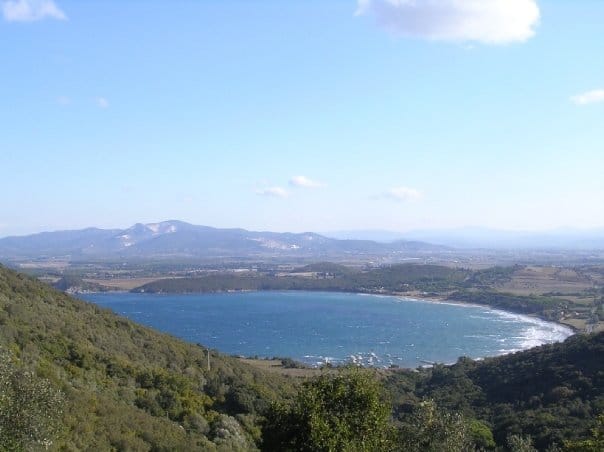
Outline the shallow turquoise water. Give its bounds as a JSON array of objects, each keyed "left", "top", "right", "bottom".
[{"left": 81, "top": 291, "right": 573, "bottom": 368}]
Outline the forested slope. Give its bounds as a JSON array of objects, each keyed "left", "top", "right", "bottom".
[
  {"left": 0, "top": 265, "right": 295, "bottom": 450},
  {"left": 386, "top": 333, "right": 604, "bottom": 450}
]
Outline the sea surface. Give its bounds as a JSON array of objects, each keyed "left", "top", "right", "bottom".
[{"left": 81, "top": 291, "right": 574, "bottom": 368}]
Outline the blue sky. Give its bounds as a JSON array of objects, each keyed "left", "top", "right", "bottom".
[{"left": 1, "top": 0, "right": 603, "bottom": 237}]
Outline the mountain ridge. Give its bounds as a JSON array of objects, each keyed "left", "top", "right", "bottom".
[{"left": 0, "top": 220, "right": 446, "bottom": 261}]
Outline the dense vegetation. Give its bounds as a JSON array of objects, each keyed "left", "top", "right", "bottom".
[
  {"left": 262, "top": 336, "right": 604, "bottom": 452},
  {"left": 0, "top": 348, "right": 64, "bottom": 450},
  {"left": 1, "top": 264, "right": 603, "bottom": 450},
  {"left": 262, "top": 368, "right": 395, "bottom": 451},
  {"left": 132, "top": 263, "right": 473, "bottom": 294}
]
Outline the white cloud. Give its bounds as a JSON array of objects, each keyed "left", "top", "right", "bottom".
[
  {"left": 2, "top": 0, "right": 66, "bottom": 22},
  {"left": 96, "top": 97, "right": 109, "bottom": 109},
  {"left": 356, "top": 0, "right": 540, "bottom": 44},
  {"left": 289, "top": 175, "right": 325, "bottom": 188},
  {"left": 256, "top": 187, "right": 289, "bottom": 198},
  {"left": 570, "top": 89, "right": 604, "bottom": 106},
  {"left": 378, "top": 186, "right": 422, "bottom": 202}
]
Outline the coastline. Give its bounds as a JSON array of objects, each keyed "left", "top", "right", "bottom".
[
  {"left": 292, "top": 286, "right": 580, "bottom": 336},
  {"left": 78, "top": 285, "right": 582, "bottom": 335},
  {"left": 387, "top": 290, "right": 580, "bottom": 334},
  {"left": 354, "top": 290, "right": 576, "bottom": 351},
  {"left": 82, "top": 288, "right": 576, "bottom": 369}
]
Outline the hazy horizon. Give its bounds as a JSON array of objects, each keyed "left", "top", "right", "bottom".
[
  {"left": 2, "top": 1, "right": 603, "bottom": 237},
  {"left": 2, "top": 218, "right": 604, "bottom": 241}
]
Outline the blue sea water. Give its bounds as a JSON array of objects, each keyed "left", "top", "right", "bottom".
[{"left": 80, "top": 291, "right": 573, "bottom": 368}]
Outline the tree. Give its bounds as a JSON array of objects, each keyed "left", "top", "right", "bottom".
[
  {"left": 397, "top": 400, "right": 472, "bottom": 452},
  {"left": 507, "top": 434, "right": 537, "bottom": 452},
  {"left": 262, "top": 367, "right": 394, "bottom": 451},
  {"left": 0, "top": 349, "right": 64, "bottom": 451},
  {"left": 468, "top": 419, "right": 496, "bottom": 450},
  {"left": 564, "top": 415, "right": 604, "bottom": 452}
]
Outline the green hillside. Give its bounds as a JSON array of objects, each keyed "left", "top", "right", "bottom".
[
  {"left": 386, "top": 333, "right": 604, "bottom": 450},
  {"left": 0, "top": 265, "right": 294, "bottom": 450},
  {"left": 1, "top": 263, "right": 603, "bottom": 451}
]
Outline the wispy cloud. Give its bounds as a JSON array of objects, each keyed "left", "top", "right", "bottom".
[
  {"left": 376, "top": 186, "right": 422, "bottom": 202},
  {"left": 570, "top": 89, "right": 604, "bottom": 106},
  {"left": 256, "top": 187, "right": 289, "bottom": 198},
  {"left": 356, "top": 0, "right": 540, "bottom": 44},
  {"left": 289, "top": 175, "right": 325, "bottom": 189},
  {"left": 2, "top": 0, "right": 66, "bottom": 22},
  {"left": 96, "top": 97, "right": 109, "bottom": 109}
]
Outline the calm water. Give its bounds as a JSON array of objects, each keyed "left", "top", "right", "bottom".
[{"left": 81, "top": 291, "right": 573, "bottom": 368}]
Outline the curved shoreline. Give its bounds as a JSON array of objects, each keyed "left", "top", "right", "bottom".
[
  {"left": 82, "top": 286, "right": 582, "bottom": 334},
  {"left": 395, "top": 292, "right": 577, "bottom": 332},
  {"left": 315, "top": 291, "right": 575, "bottom": 366},
  {"left": 354, "top": 291, "right": 575, "bottom": 352},
  {"left": 82, "top": 289, "right": 576, "bottom": 369},
  {"left": 394, "top": 291, "right": 580, "bottom": 334}
]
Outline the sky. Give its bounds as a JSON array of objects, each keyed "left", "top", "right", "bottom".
[{"left": 1, "top": 0, "right": 603, "bottom": 237}]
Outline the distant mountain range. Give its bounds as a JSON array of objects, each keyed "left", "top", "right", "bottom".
[
  {"left": 326, "top": 227, "right": 604, "bottom": 250},
  {"left": 4, "top": 222, "right": 602, "bottom": 262},
  {"left": 0, "top": 220, "right": 445, "bottom": 261}
]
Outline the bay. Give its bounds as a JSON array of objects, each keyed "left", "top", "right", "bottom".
[{"left": 81, "top": 291, "right": 573, "bottom": 368}]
